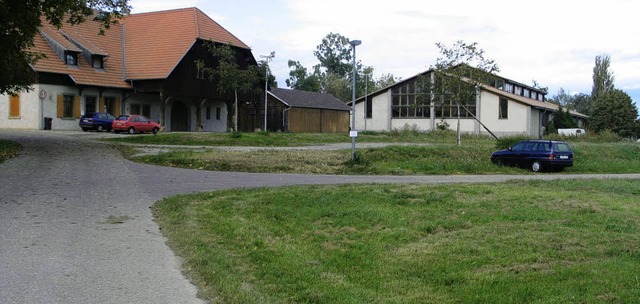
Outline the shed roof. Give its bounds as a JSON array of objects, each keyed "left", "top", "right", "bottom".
[{"left": 269, "top": 88, "right": 350, "bottom": 111}]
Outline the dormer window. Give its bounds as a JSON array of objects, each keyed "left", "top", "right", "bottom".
[
  {"left": 92, "top": 55, "right": 104, "bottom": 69},
  {"left": 65, "top": 51, "right": 78, "bottom": 65}
]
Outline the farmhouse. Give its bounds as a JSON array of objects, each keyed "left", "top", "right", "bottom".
[
  {"left": 0, "top": 7, "right": 259, "bottom": 132},
  {"left": 354, "top": 69, "right": 588, "bottom": 137}
]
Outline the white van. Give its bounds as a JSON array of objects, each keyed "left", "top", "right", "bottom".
[{"left": 558, "top": 128, "right": 586, "bottom": 136}]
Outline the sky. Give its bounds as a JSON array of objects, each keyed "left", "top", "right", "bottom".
[{"left": 128, "top": 0, "right": 640, "bottom": 106}]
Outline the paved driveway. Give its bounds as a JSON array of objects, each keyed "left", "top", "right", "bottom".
[{"left": 1, "top": 130, "right": 638, "bottom": 303}]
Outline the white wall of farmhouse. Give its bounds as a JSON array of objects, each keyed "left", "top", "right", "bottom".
[{"left": 0, "top": 85, "right": 42, "bottom": 129}]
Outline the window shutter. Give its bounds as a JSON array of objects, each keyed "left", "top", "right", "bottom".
[
  {"left": 9, "top": 95, "right": 20, "bottom": 117},
  {"left": 57, "top": 95, "right": 64, "bottom": 118},
  {"left": 99, "top": 97, "right": 105, "bottom": 113},
  {"left": 114, "top": 97, "right": 121, "bottom": 116},
  {"left": 73, "top": 96, "right": 81, "bottom": 118}
]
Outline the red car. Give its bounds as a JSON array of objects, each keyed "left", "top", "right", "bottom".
[{"left": 112, "top": 114, "right": 161, "bottom": 134}]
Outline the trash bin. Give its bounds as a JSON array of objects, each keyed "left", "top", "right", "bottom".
[{"left": 44, "top": 117, "right": 52, "bottom": 130}]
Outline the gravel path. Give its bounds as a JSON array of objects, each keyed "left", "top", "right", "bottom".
[{"left": 1, "top": 130, "right": 639, "bottom": 303}]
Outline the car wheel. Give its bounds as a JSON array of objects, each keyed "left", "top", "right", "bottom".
[
  {"left": 531, "top": 161, "right": 543, "bottom": 172},
  {"left": 152, "top": 127, "right": 159, "bottom": 134},
  {"left": 81, "top": 128, "right": 89, "bottom": 132},
  {"left": 128, "top": 127, "right": 135, "bottom": 135},
  {"left": 97, "top": 125, "right": 104, "bottom": 132},
  {"left": 493, "top": 158, "right": 503, "bottom": 166}
]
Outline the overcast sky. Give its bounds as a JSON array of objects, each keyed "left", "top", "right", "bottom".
[{"left": 129, "top": 0, "right": 640, "bottom": 104}]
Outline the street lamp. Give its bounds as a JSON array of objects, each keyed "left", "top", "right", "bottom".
[
  {"left": 349, "top": 39, "right": 361, "bottom": 161},
  {"left": 260, "top": 51, "right": 275, "bottom": 132}
]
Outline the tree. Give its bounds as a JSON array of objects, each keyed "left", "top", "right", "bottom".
[
  {"left": 286, "top": 32, "right": 399, "bottom": 102},
  {"left": 0, "top": 0, "right": 131, "bottom": 95},
  {"left": 321, "top": 73, "right": 351, "bottom": 102},
  {"left": 422, "top": 40, "right": 500, "bottom": 143},
  {"left": 375, "top": 73, "right": 400, "bottom": 90},
  {"left": 552, "top": 107, "right": 578, "bottom": 129},
  {"left": 313, "top": 32, "right": 353, "bottom": 78},
  {"left": 548, "top": 88, "right": 573, "bottom": 107},
  {"left": 286, "top": 60, "right": 321, "bottom": 92},
  {"left": 591, "top": 54, "right": 615, "bottom": 105},
  {"left": 200, "top": 42, "right": 262, "bottom": 133},
  {"left": 569, "top": 93, "right": 591, "bottom": 115},
  {"left": 589, "top": 89, "right": 638, "bottom": 137}
]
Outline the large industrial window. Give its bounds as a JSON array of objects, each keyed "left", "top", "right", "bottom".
[
  {"left": 391, "top": 81, "right": 430, "bottom": 118},
  {"left": 365, "top": 97, "right": 372, "bottom": 118},
  {"left": 499, "top": 98, "right": 508, "bottom": 119}
]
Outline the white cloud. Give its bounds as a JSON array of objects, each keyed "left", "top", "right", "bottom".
[{"left": 129, "top": 0, "right": 640, "bottom": 102}]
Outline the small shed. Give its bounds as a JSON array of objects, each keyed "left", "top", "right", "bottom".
[{"left": 264, "top": 88, "right": 350, "bottom": 133}]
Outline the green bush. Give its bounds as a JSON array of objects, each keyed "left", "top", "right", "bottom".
[{"left": 495, "top": 135, "right": 529, "bottom": 149}]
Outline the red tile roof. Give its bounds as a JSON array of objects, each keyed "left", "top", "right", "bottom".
[
  {"left": 31, "top": 7, "right": 251, "bottom": 87},
  {"left": 122, "top": 7, "right": 250, "bottom": 80}
]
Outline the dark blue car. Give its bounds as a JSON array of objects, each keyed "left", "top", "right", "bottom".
[
  {"left": 79, "top": 112, "right": 116, "bottom": 132},
  {"left": 491, "top": 140, "right": 574, "bottom": 172}
]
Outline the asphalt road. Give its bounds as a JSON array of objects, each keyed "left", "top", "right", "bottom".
[{"left": 1, "top": 130, "right": 639, "bottom": 304}]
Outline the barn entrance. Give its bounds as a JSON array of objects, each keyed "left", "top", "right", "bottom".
[{"left": 171, "top": 101, "right": 189, "bottom": 131}]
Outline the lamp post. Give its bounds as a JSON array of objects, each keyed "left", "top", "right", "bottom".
[
  {"left": 260, "top": 51, "right": 275, "bottom": 132},
  {"left": 349, "top": 39, "right": 361, "bottom": 161}
]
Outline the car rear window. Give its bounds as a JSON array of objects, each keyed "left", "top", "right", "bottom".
[
  {"left": 554, "top": 143, "right": 572, "bottom": 152},
  {"left": 116, "top": 115, "right": 129, "bottom": 121}
]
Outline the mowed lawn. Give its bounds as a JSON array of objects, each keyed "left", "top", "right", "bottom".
[{"left": 155, "top": 179, "right": 640, "bottom": 303}]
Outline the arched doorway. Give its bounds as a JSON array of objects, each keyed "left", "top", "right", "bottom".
[{"left": 171, "top": 101, "right": 189, "bottom": 131}]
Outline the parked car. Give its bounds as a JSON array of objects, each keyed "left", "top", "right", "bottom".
[
  {"left": 79, "top": 112, "right": 116, "bottom": 132},
  {"left": 112, "top": 114, "right": 161, "bottom": 134},
  {"left": 491, "top": 140, "right": 574, "bottom": 172}
]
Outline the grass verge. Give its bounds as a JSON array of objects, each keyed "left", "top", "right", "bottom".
[
  {"left": 105, "top": 130, "right": 490, "bottom": 146},
  {"left": 129, "top": 141, "right": 640, "bottom": 175},
  {"left": 0, "top": 139, "right": 22, "bottom": 163},
  {"left": 154, "top": 179, "right": 640, "bottom": 303}
]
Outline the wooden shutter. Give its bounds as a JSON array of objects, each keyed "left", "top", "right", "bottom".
[
  {"left": 57, "top": 95, "right": 64, "bottom": 118},
  {"left": 73, "top": 96, "right": 81, "bottom": 118},
  {"left": 9, "top": 95, "right": 20, "bottom": 117},
  {"left": 114, "top": 97, "right": 121, "bottom": 116},
  {"left": 99, "top": 97, "right": 105, "bottom": 113}
]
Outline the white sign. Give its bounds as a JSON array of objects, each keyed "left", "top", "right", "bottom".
[{"left": 349, "top": 131, "right": 358, "bottom": 138}]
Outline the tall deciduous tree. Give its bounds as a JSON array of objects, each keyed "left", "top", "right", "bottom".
[
  {"left": 591, "top": 54, "right": 615, "bottom": 105},
  {"left": 286, "top": 60, "right": 321, "bottom": 92},
  {"left": 0, "top": 0, "right": 131, "bottom": 95},
  {"left": 201, "top": 42, "right": 261, "bottom": 133},
  {"left": 313, "top": 32, "right": 353, "bottom": 78},
  {"left": 590, "top": 89, "right": 638, "bottom": 137},
  {"left": 286, "top": 32, "right": 398, "bottom": 102}
]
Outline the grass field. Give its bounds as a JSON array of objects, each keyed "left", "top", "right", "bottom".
[
  {"left": 119, "top": 133, "right": 640, "bottom": 175},
  {"left": 0, "top": 139, "right": 21, "bottom": 163},
  {"left": 154, "top": 179, "right": 640, "bottom": 303}
]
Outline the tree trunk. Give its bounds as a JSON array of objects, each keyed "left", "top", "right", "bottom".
[
  {"left": 456, "top": 101, "right": 461, "bottom": 145},
  {"left": 233, "top": 89, "right": 238, "bottom": 132}
]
